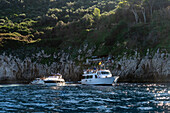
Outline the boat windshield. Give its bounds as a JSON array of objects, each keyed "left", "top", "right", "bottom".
[{"left": 101, "top": 71, "right": 110, "bottom": 74}]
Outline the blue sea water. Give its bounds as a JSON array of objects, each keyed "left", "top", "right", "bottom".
[{"left": 0, "top": 83, "right": 169, "bottom": 112}]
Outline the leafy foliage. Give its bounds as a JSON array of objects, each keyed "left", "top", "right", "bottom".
[{"left": 0, "top": 0, "right": 169, "bottom": 57}]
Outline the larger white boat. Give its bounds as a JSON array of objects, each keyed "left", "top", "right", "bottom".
[
  {"left": 81, "top": 69, "right": 119, "bottom": 85},
  {"left": 44, "top": 73, "right": 65, "bottom": 85}
]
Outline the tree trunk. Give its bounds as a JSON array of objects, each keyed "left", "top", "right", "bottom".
[
  {"left": 131, "top": 8, "right": 139, "bottom": 23},
  {"left": 148, "top": 0, "right": 154, "bottom": 17},
  {"left": 141, "top": 8, "right": 146, "bottom": 23},
  {"left": 150, "top": 5, "right": 153, "bottom": 17}
]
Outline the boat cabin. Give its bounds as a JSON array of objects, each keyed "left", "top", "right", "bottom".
[
  {"left": 48, "top": 75, "right": 62, "bottom": 79},
  {"left": 82, "top": 69, "right": 112, "bottom": 79}
]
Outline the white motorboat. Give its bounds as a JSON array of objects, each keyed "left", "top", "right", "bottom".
[
  {"left": 81, "top": 69, "right": 119, "bottom": 85},
  {"left": 30, "top": 78, "right": 45, "bottom": 85},
  {"left": 44, "top": 73, "right": 65, "bottom": 85}
]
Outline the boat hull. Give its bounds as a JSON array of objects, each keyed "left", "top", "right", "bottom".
[
  {"left": 44, "top": 80, "right": 65, "bottom": 86},
  {"left": 30, "top": 79, "right": 45, "bottom": 85},
  {"left": 45, "top": 83, "right": 65, "bottom": 86},
  {"left": 81, "top": 76, "right": 119, "bottom": 85}
]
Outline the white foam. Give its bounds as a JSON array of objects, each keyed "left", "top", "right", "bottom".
[
  {"left": 137, "top": 107, "right": 153, "bottom": 110},
  {"left": 0, "top": 84, "right": 24, "bottom": 87}
]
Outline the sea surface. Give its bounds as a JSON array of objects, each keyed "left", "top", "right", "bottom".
[{"left": 0, "top": 83, "right": 169, "bottom": 112}]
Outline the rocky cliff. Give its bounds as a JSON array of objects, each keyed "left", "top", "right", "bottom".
[
  {"left": 0, "top": 50, "right": 82, "bottom": 83},
  {"left": 110, "top": 49, "right": 170, "bottom": 82},
  {"left": 0, "top": 48, "right": 169, "bottom": 83}
]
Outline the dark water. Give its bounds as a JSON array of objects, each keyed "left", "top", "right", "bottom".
[{"left": 0, "top": 83, "right": 169, "bottom": 112}]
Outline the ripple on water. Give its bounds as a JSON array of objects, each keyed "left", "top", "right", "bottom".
[
  {"left": 101, "top": 98, "right": 121, "bottom": 103},
  {"left": 121, "top": 98, "right": 132, "bottom": 101},
  {"left": 0, "top": 102, "right": 23, "bottom": 108},
  {"left": 63, "top": 99, "right": 80, "bottom": 104},
  {"left": 0, "top": 84, "right": 24, "bottom": 88},
  {"left": 118, "top": 106, "right": 131, "bottom": 109},
  {"left": 85, "top": 99, "right": 104, "bottom": 104},
  {"left": 137, "top": 107, "right": 153, "bottom": 111},
  {"left": 0, "top": 83, "right": 169, "bottom": 112}
]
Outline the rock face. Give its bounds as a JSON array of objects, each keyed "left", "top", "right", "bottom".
[
  {"left": 0, "top": 49, "right": 169, "bottom": 83},
  {"left": 110, "top": 49, "right": 170, "bottom": 82},
  {"left": 0, "top": 51, "right": 82, "bottom": 83}
]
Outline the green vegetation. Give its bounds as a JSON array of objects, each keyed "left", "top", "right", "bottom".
[{"left": 0, "top": 0, "right": 169, "bottom": 59}]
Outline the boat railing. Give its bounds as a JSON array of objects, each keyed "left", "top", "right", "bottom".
[
  {"left": 84, "top": 70, "right": 97, "bottom": 74},
  {"left": 84, "top": 69, "right": 108, "bottom": 74}
]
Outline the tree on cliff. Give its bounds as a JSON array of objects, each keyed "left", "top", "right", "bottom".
[
  {"left": 93, "top": 8, "right": 101, "bottom": 20},
  {"left": 81, "top": 14, "right": 94, "bottom": 27},
  {"left": 117, "top": 0, "right": 170, "bottom": 24}
]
